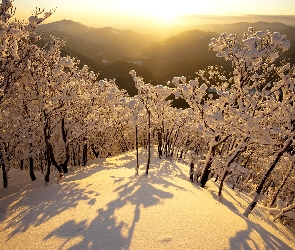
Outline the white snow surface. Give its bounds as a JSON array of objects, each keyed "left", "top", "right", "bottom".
[{"left": 1, "top": 149, "right": 295, "bottom": 250}]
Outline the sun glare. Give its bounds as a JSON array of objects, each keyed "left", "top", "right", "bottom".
[{"left": 153, "top": 12, "right": 178, "bottom": 25}]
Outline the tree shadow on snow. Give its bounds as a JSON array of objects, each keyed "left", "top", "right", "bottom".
[
  {"left": 44, "top": 166, "right": 178, "bottom": 249},
  {"left": 229, "top": 218, "right": 294, "bottom": 250},
  {"left": 207, "top": 183, "right": 294, "bottom": 249},
  {"left": 0, "top": 170, "right": 101, "bottom": 241}
]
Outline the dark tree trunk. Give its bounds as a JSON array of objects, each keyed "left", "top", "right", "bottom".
[
  {"left": 179, "top": 150, "right": 184, "bottom": 159},
  {"left": 136, "top": 125, "right": 139, "bottom": 174},
  {"left": 91, "top": 145, "right": 99, "bottom": 158},
  {"left": 199, "top": 135, "right": 229, "bottom": 188},
  {"left": 146, "top": 108, "right": 151, "bottom": 174},
  {"left": 243, "top": 137, "right": 293, "bottom": 217},
  {"left": 218, "top": 170, "right": 229, "bottom": 197},
  {"left": 77, "top": 144, "right": 81, "bottom": 166},
  {"left": 20, "top": 159, "right": 24, "bottom": 170},
  {"left": 218, "top": 145, "right": 247, "bottom": 197},
  {"left": 60, "top": 118, "right": 69, "bottom": 173},
  {"left": 190, "top": 162, "right": 194, "bottom": 182},
  {"left": 29, "top": 156, "right": 36, "bottom": 181},
  {"left": 72, "top": 145, "right": 77, "bottom": 166},
  {"left": 45, "top": 155, "right": 50, "bottom": 183},
  {"left": 270, "top": 163, "right": 293, "bottom": 207},
  {"left": 1, "top": 160, "right": 8, "bottom": 188},
  {"left": 200, "top": 164, "right": 212, "bottom": 188},
  {"left": 82, "top": 137, "right": 87, "bottom": 166},
  {"left": 60, "top": 143, "right": 69, "bottom": 174},
  {"left": 157, "top": 130, "right": 162, "bottom": 159},
  {"left": 43, "top": 113, "right": 63, "bottom": 175},
  {"left": 40, "top": 152, "right": 44, "bottom": 173},
  {"left": 48, "top": 143, "right": 63, "bottom": 174},
  {"left": 46, "top": 118, "right": 69, "bottom": 174}
]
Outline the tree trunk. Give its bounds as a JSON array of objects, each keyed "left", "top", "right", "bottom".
[
  {"left": 135, "top": 125, "right": 139, "bottom": 174},
  {"left": 61, "top": 118, "right": 69, "bottom": 173},
  {"left": 243, "top": 137, "right": 293, "bottom": 217},
  {"left": 146, "top": 108, "right": 151, "bottom": 174},
  {"left": 20, "top": 159, "right": 24, "bottom": 170},
  {"left": 45, "top": 156, "right": 50, "bottom": 184},
  {"left": 29, "top": 156, "right": 36, "bottom": 181},
  {"left": 1, "top": 160, "right": 8, "bottom": 188},
  {"left": 269, "top": 162, "right": 293, "bottom": 207},
  {"left": 190, "top": 162, "right": 194, "bottom": 182},
  {"left": 82, "top": 137, "right": 87, "bottom": 166},
  {"left": 199, "top": 135, "right": 229, "bottom": 188},
  {"left": 77, "top": 144, "right": 81, "bottom": 166},
  {"left": 91, "top": 145, "right": 99, "bottom": 158},
  {"left": 200, "top": 165, "right": 212, "bottom": 188},
  {"left": 72, "top": 144, "right": 77, "bottom": 166},
  {"left": 218, "top": 170, "right": 229, "bottom": 197},
  {"left": 157, "top": 130, "right": 162, "bottom": 159},
  {"left": 218, "top": 143, "right": 247, "bottom": 197},
  {"left": 43, "top": 111, "right": 63, "bottom": 175}
]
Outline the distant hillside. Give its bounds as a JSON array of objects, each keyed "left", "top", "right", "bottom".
[
  {"left": 37, "top": 20, "right": 152, "bottom": 62},
  {"left": 37, "top": 19, "right": 89, "bottom": 36},
  {"left": 36, "top": 20, "right": 295, "bottom": 108},
  {"left": 140, "top": 29, "right": 230, "bottom": 79},
  {"left": 194, "top": 21, "right": 293, "bottom": 38}
]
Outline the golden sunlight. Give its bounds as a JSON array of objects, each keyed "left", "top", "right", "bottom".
[{"left": 151, "top": 12, "right": 178, "bottom": 25}]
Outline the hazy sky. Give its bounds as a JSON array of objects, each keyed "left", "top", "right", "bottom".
[{"left": 13, "top": 0, "right": 295, "bottom": 28}]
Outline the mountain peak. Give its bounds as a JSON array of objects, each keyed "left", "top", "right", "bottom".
[{"left": 37, "top": 19, "right": 90, "bottom": 36}]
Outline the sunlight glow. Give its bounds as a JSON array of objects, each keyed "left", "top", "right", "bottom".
[{"left": 12, "top": 0, "right": 295, "bottom": 28}]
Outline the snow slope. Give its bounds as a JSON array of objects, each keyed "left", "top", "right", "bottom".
[{"left": 0, "top": 149, "right": 295, "bottom": 250}]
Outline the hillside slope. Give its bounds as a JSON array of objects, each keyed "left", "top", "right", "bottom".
[{"left": 0, "top": 149, "right": 294, "bottom": 249}]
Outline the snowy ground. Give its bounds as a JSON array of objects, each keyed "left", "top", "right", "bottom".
[{"left": 0, "top": 149, "right": 295, "bottom": 250}]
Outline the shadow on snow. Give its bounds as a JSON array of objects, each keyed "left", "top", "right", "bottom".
[{"left": 43, "top": 150, "right": 186, "bottom": 249}]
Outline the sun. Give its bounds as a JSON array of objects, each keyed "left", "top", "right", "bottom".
[
  {"left": 155, "top": 12, "right": 177, "bottom": 25},
  {"left": 112, "top": 1, "right": 181, "bottom": 25}
]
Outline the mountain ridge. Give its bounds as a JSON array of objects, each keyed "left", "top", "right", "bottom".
[{"left": 36, "top": 20, "right": 295, "bottom": 104}]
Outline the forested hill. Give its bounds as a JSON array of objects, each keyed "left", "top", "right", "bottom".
[
  {"left": 36, "top": 20, "right": 295, "bottom": 99},
  {"left": 194, "top": 21, "right": 292, "bottom": 38}
]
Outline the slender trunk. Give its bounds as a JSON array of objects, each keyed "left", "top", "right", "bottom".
[
  {"left": 243, "top": 137, "right": 293, "bottom": 217},
  {"left": 135, "top": 125, "right": 139, "bottom": 174},
  {"left": 29, "top": 156, "right": 36, "bottom": 181},
  {"left": 20, "top": 159, "right": 24, "bottom": 170},
  {"left": 91, "top": 145, "right": 99, "bottom": 158},
  {"left": 77, "top": 144, "right": 81, "bottom": 165},
  {"left": 146, "top": 108, "right": 151, "bottom": 174},
  {"left": 48, "top": 143, "right": 63, "bottom": 174},
  {"left": 72, "top": 144, "right": 77, "bottom": 166},
  {"left": 61, "top": 118, "right": 69, "bottom": 173},
  {"left": 1, "top": 158, "right": 8, "bottom": 188},
  {"left": 269, "top": 162, "right": 293, "bottom": 207},
  {"left": 43, "top": 111, "right": 63, "bottom": 174},
  {"left": 263, "top": 180, "right": 274, "bottom": 195},
  {"left": 45, "top": 153, "right": 50, "bottom": 184},
  {"left": 179, "top": 150, "right": 184, "bottom": 159},
  {"left": 218, "top": 143, "right": 247, "bottom": 197},
  {"left": 190, "top": 162, "right": 194, "bottom": 182},
  {"left": 29, "top": 143, "right": 36, "bottom": 181},
  {"left": 199, "top": 135, "right": 229, "bottom": 188},
  {"left": 82, "top": 137, "right": 87, "bottom": 166},
  {"left": 218, "top": 170, "right": 229, "bottom": 197},
  {"left": 157, "top": 130, "right": 162, "bottom": 159},
  {"left": 40, "top": 152, "right": 44, "bottom": 174}
]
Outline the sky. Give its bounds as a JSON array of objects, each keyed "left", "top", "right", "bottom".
[{"left": 12, "top": 0, "right": 295, "bottom": 28}]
